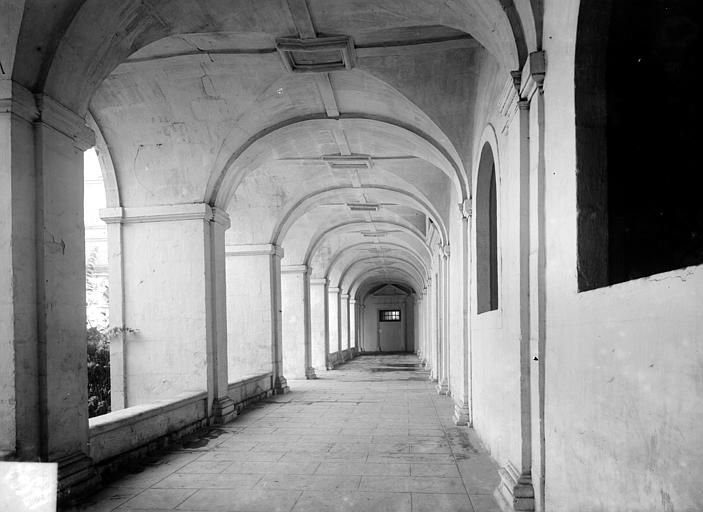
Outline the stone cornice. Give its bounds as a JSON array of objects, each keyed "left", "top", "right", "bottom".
[
  {"left": 100, "top": 204, "right": 213, "bottom": 224},
  {"left": 225, "top": 244, "right": 284, "bottom": 258},
  {"left": 35, "top": 94, "right": 95, "bottom": 150},
  {"left": 281, "top": 264, "right": 309, "bottom": 274}
]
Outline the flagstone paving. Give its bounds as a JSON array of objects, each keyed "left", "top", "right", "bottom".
[{"left": 63, "top": 354, "right": 502, "bottom": 512}]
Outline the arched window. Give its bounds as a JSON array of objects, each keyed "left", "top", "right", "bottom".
[
  {"left": 576, "top": 0, "right": 703, "bottom": 290},
  {"left": 476, "top": 143, "right": 498, "bottom": 313}
]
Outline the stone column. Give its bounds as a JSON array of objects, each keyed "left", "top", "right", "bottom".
[
  {"left": 340, "top": 292, "right": 350, "bottom": 361},
  {"left": 429, "top": 277, "right": 438, "bottom": 381},
  {"left": 328, "top": 287, "right": 340, "bottom": 367},
  {"left": 310, "top": 278, "right": 330, "bottom": 371},
  {"left": 0, "top": 86, "right": 97, "bottom": 491},
  {"left": 281, "top": 265, "right": 316, "bottom": 379},
  {"left": 416, "top": 297, "right": 420, "bottom": 358},
  {"left": 101, "top": 204, "right": 234, "bottom": 422},
  {"left": 437, "top": 247, "right": 450, "bottom": 395},
  {"left": 349, "top": 299, "right": 357, "bottom": 357},
  {"left": 420, "top": 287, "right": 428, "bottom": 367},
  {"left": 225, "top": 244, "right": 288, "bottom": 394}
]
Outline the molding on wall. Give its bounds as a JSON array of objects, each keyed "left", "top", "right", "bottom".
[
  {"left": 281, "top": 264, "right": 309, "bottom": 274},
  {"left": 225, "top": 243, "right": 284, "bottom": 258},
  {"left": 100, "top": 204, "right": 213, "bottom": 224}
]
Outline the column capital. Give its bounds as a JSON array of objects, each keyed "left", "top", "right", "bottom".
[
  {"left": 225, "top": 244, "right": 284, "bottom": 258},
  {"left": 211, "top": 207, "right": 230, "bottom": 229},
  {"left": 100, "top": 203, "right": 214, "bottom": 225},
  {"left": 328, "top": 287, "right": 340, "bottom": 294},
  {"left": 349, "top": 299, "right": 357, "bottom": 305},
  {"left": 35, "top": 93, "right": 95, "bottom": 150},
  {"left": 281, "top": 264, "right": 309, "bottom": 274},
  {"left": 310, "top": 277, "right": 329, "bottom": 286},
  {"left": 340, "top": 293, "right": 349, "bottom": 301}
]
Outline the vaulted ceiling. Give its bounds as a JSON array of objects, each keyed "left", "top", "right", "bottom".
[{"left": 8, "top": 0, "right": 539, "bottom": 298}]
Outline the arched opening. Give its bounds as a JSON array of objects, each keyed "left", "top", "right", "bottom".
[
  {"left": 476, "top": 142, "right": 499, "bottom": 313},
  {"left": 576, "top": 0, "right": 703, "bottom": 290},
  {"left": 84, "top": 148, "right": 111, "bottom": 418}
]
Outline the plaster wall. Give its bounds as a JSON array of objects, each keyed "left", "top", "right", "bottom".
[
  {"left": 226, "top": 254, "right": 275, "bottom": 378},
  {"left": 361, "top": 297, "right": 410, "bottom": 353},
  {"left": 469, "top": 99, "right": 523, "bottom": 471},
  {"left": 540, "top": 1, "right": 703, "bottom": 509},
  {"left": 281, "top": 270, "right": 307, "bottom": 379},
  {"left": 122, "top": 219, "right": 209, "bottom": 405}
]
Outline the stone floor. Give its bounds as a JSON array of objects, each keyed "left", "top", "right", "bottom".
[{"left": 64, "top": 354, "right": 501, "bottom": 512}]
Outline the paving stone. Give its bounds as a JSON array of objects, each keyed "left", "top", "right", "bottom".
[
  {"left": 412, "top": 493, "right": 475, "bottom": 512},
  {"left": 176, "top": 489, "right": 301, "bottom": 511},
  {"left": 65, "top": 355, "right": 502, "bottom": 512},
  {"left": 117, "top": 488, "right": 196, "bottom": 509},
  {"left": 292, "top": 491, "right": 412, "bottom": 512}
]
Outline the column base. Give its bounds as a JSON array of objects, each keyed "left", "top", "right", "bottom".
[
  {"left": 305, "top": 367, "right": 318, "bottom": 379},
  {"left": 56, "top": 452, "right": 99, "bottom": 501},
  {"left": 274, "top": 375, "right": 290, "bottom": 394},
  {"left": 494, "top": 462, "right": 535, "bottom": 512},
  {"left": 453, "top": 401, "right": 470, "bottom": 426},
  {"left": 212, "top": 396, "right": 237, "bottom": 425},
  {"left": 436, "top": 380, "right": 449, "bottom": 395}
]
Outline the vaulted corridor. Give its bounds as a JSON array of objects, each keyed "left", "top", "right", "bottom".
[
  {"left": 63, "top": 355, "right": 500, "bottom": 512},
  {"left": 2, "top": 1, "right": 702, "bottom": 510}
]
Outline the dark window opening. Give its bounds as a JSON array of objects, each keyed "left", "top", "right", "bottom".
[
  {"left": 477, "top": 143, "right": 499, "bottom": 313},
  {"left": 379, "top": 310, "right": 401, "bottom": 322},
  {"left": 577, "top": 0, "right": 703, "bottom": 290}
]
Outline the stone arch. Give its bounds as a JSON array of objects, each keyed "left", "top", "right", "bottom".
[
  {"left": 272, "top": 186, "right": 447, "bottom": 247},
  {"left": 210, "top": 115, "right": 468, "bottom": 210},
  {"left": 302, "top": 221, "right": 428, "bottom": 266},
  {"left": 321, "top": 242, "right": 430, "bottom": 281},
  {"left": 337, "top": 256, "right": 426, "bottom": 291}
]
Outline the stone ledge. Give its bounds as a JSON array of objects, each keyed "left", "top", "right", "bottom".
[{"left": 89, "top": 390, "right": 208, "bottom": 438}]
